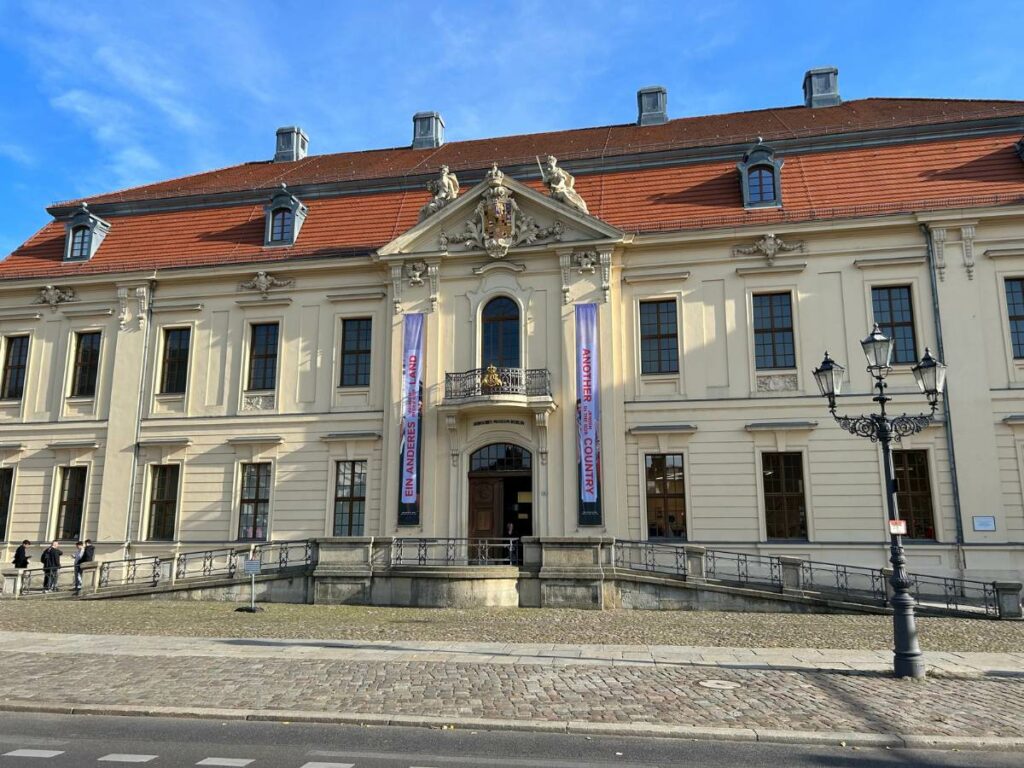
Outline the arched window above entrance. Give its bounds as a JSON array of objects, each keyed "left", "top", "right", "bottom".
[
  {"left": 469, "top": 443, "right": 532, "bottom": 473},
  {"left": 481, "top": 296, "right": 521, "bottom": 368}
]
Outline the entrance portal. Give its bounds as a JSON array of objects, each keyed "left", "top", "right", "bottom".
[{"left": 467, "top": 443, "right": 533, "bottom": 539}]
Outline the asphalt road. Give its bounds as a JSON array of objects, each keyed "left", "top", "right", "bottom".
[{"left": 0, "top": 713, "right": 1019, "bottom": 768}]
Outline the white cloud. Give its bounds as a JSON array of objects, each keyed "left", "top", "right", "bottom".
[{"left": 0, "top": 143, "right": 34, "bottom": 166}]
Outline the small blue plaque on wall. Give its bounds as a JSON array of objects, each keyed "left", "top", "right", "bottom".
[{"left": 972, "top": 516, "right": 997, "bottom": 532}]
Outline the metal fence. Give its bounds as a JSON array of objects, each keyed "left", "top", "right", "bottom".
[
  {"left": 250, "top": 540, "right": 314, "bottom": 571},
  {"left": 175, "top": 547, "right": 239, "bottom": 580},
  {"left": 909, "top": 573, "right": 999, "bottom": 617},
  {"left": 613, "top": 540, "right": 688, "bottom": 577},
  {"left": 444, "top": 367, "right": 551, "bottom": 399},
  {"left": 705, "top": 549, "right": 783, "bottom": 589},
  {"left": 800, "top": 560, "right": 888, "bottom": 604},
  {"left": 17, "top": 565, "right": 78, "bottom": 595},
  {"left": 390, "top": 538, "right": 520, "bottom": 566},
  {"left": 98, "top": 557, "right": 162, "bottom": 590}
]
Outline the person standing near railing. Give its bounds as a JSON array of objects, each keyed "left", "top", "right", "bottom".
[
  {"left": 12, "top": 540, "right": 31, "bottom": 569},
  {"left": 73, "top": 541, "right": 85, "bottom": 595},
  {"left": 41, "top": 541, "right": 62, "bottom": 592}
]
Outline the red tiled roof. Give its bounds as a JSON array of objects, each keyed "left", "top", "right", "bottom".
[
  {"left": 4, "top": 132, "right": 1023, "bottom": 281},
  {"left": 54, "top": 98, "right": 1024, "bottom": 207}
]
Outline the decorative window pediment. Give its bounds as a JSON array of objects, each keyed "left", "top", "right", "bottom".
[
  {"left": 737, "top": 143, "right": 783, "bottom": 209},
  {"left": 263, "top": 183, "right": 307, "bottom": 246},
  {"left": 63, "top": 203, "right": 110, "bottom": 262}
]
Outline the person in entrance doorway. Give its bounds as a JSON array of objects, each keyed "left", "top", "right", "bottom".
[
  {"left": 40, "top": 541, "right": 62, "bottom": 592},
  {"left": 12, "top": 540, "right": 31, "bottom": 569}
]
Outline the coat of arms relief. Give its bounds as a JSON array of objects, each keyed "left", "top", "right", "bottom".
[{"left": 439, "top": 165, "right": 564, "bottom": 259}]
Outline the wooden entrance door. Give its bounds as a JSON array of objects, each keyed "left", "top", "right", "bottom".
[{"left": 468, "top": 477, "right": 503, "bottom": 539}]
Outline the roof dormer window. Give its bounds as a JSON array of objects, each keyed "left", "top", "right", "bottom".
[
  {"left": 269, "top": 208, "right": 294, "bottom": 243},
  {"left": 69, "top": 226, "right": 91, "bottom": 261},
  {"left": 263, "top": 184, "right": 307, "bottom": 247},
  {"left": 737, "top": 143, "right": 783, "bottom": 209},
  {"left": 63, "top": 203, "right": 110, "bottom": 262}
]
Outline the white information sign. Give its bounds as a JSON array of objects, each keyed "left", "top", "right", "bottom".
[
  {"left": 888, "top": 519, "right": 907, "bottom": 536},
  {"left": 243, "top": 558, "right": 262, "bottom": 575},
  {"left": 972, "top": 516, "right": 997, "bottom": 532}
]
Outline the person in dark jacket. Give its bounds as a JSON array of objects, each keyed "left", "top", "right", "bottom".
[
  {"left": 12, "top": 540, "right": 31, "bottom": 569},
  {"left": 40, "top": 541, "right": 62, "bottom": 592},
  {"left": 81, "top": 539, "right": 95, "bottom": 564}
]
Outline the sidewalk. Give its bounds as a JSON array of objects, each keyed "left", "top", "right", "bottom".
[{"left": 1, "top": 630, "right": 1022, "bottom": 751}]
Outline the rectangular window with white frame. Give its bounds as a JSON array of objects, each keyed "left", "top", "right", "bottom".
[
  {"left": 247, "top": 323, "right": 279, "bottom": 391},
  {"left": 645, "top": 453, "right": 686, "bottom": 539},
  {"left": 160, "top": 328, "right": 191, "bottom": 395},
  {"left": 871, "top": 285, "right": 917, "bottom": 365},
  {"left": 1, "top": 335, "right": 29, "bottom": 400},
  {"left": 1005, "top": 278, "right": 1024, "bottom": 359},
  {"left": 639, "top": 300, "right": 679, "bottom": 375},
  {"left": 753, "top": 293, "right": 795, "bottom": 370},
  {"left": 893, "top": 449, "right": 936, "bottom": 540},
  {"left": 237, "top": 462, "right": 271, "bottom": 541},
  {"left": 70, "top": 331, "right": 101, "bottom": 398},
  {"left": 339, "top": 318, "right": 372, "bottom": 387},
  {"left": 761, "top": 451, "right": 807, "bottom": 540},
  {"left": 0, "top": 467, "right": 12, "bottom": 540},
  {"left": 147, "top": 464, "right": 180, "bottom": 541},
  {"left": 56, "top": 466, "right": 87, "bottom": 540},
  {"left": 333, "top": 460, "right": 367, "bottom": 536}
]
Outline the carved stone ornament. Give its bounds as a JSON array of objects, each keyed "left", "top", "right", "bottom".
[
  {"left": 931, "top": 227, "right": 947, "bottom": 282},
  {"left": 756, "top": 373, "right": 799, "bottom": 393},
  {"left": 418, "top": 165, "right": 460, "bottom": 221},
  {"left": 539, "top": 155, "right": 589, "bottom": 214},
  {"left": 574, "top": 250, "right": 598, "bottom": 274},
  {"left": 961, "top": 225, "right": 976, "bottom": 280},
  {"left": 239, "top": 271, "right": 294, "bottom": 299},
  {"left": 406, "top": 260, "right": 427, "bottom": 286},
  {"left": 117, "top": 287, "right": 130, "bottom": 330},
  {"left": 732, "top": 233, "right": 804, "bottom": 266},
  {"left": 35, "top": 285, "right": 77, "bottom": 311},
  {"left": 439, "top": 164, "right": 564, "bottom": 259},
  {"left": 241, "top": 393, "right": 276, "bottom": 411}
]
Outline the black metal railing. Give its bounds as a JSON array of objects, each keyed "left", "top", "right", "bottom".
[
  {"left": 908, "top": 573, "right": 999, "bottom": 617},
  {"left": 390, "top": 538, "right": 520, "bottom": 566},
  {"left": 444, "top": 367, "right": 551, "bottom": 400},
  {"left": 800, "top": 560, "right": 888, "bottom": 603},
  {"left": 98, "top": 557, "right": 161, "bottom": 590},
  {"left": 614, "top": 540, "right": 688, "bottom": 576},
  {"left": 706, "top": 549, "right": 783, "bottom": 588}
]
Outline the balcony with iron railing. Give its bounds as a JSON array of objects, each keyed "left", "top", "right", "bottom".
[{"left": 442, "top": 365, "right": 554, "bottom": 411}]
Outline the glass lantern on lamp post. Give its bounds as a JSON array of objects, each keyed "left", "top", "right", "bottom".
[{"left": 812, "top": 324, "right": 947, "bottom": 679}]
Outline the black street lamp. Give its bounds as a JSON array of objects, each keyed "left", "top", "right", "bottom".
[{"left": 812, "top": 324, "right": 947, "bottom": 679}]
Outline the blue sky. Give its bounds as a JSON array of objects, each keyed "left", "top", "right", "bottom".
[{"left": 0, "top": 0, "right": 1021, "bottom": 257}]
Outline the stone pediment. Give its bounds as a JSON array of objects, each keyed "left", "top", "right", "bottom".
[{"left": 377, "top": 165, "right": 622, "bottom": 260}]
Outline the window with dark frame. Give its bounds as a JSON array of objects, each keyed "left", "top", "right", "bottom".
[
  {"left": 269, "top": 208, "right": 294, "bottom": 243},
  {"left": 762, "top": 452, "right": 807, "bottom": 540},
  {"left": 237, "top": 462, "right": 271, "bottom": 541},
  {"left": 645, "top": 453, "right": 686, "bottom": 539},
  {"left": 0, "top": 467, "right": 12, "bottom": 540},
  {"left": 747, "top": 167, "right": 777, "bottom": 204},
  {"left": 893, "top": 450, "right": 936, "bottom": 540},
  {"left": 70, "top": 331, "right": 101, "bottom": 398},
  {"left": 247, "top": 323, "right": 279, "bottom": 391},
  {"left": 639, "top": 300, "right": 679, "bottom": 375},
  {"left": 57, "top": 466, "right": 87, "bottom": 540},
  {"left": 753, "top": 293, "right": 796, "bottom": 369},
  {"left": 481, "top": 297, "right": 520, "bottom": 368},
  {"left": 1005, "top": 279, "right": 1024, "bottom": 359},
  {"left": 1, "top": 335, "right": 29, "bottom": 400},
  {"left": 69, "top": 226, "right": 91, "bottom": 260},
  {"left": 872, "top": 286, "right": 918, "bottom": 365},
  {"left": 147, "top": 464, "right": 179, "bottom": 541},
  {"left": 340, "top": 318, "right": 372, "bottom": 387},
  {"left": 160, "top": 328, "right": 191, "bottom": 395},
  {"left": 333, "top": 460, "right": 367, "bottom": 536}
]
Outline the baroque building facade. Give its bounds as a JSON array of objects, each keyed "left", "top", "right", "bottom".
[{"left": 2, "top": 70, "right": 1024, "bottom": 580}]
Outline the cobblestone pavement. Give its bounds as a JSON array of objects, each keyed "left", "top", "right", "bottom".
[
  {"left": 0, "top": 631, "right": 1022, "bottom": 739},
  {"left": 2, "top": 600, "right": 1023, "bottom": 652}
]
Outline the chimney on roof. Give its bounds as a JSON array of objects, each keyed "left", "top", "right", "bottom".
[
  {"left": 274, "top": 126, "right": 309, "bottom": 162},
  {"left": 412, "top": 112, "right": 445, "bottom": 149},
  {"left": 803, "top": 67, "right": 841, "bottom": 108},
  {"left": 637, "top": 86, "right": 668, "bottom": 125}
]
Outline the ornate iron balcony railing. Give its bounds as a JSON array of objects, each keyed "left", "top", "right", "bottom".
[{"left": 444, "top": 366, "right": 552, "bottom": 400}]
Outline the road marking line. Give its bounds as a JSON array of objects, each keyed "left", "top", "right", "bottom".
[
  {"left": 197, "top": 760, "right": 254, "bottom": 767},
  {"left": 97, "top": 756, "right": 159, "bottom": 763},
  {"left": 297, "top": 763, "right": 356, "bottom": 768},
  {"left": 2, "top": 750, "right": 64, "bottom": 758}
]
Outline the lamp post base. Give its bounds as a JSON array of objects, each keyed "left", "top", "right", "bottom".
[{"left": 893, "top": 651, "right": 925, "bottom": 679}]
